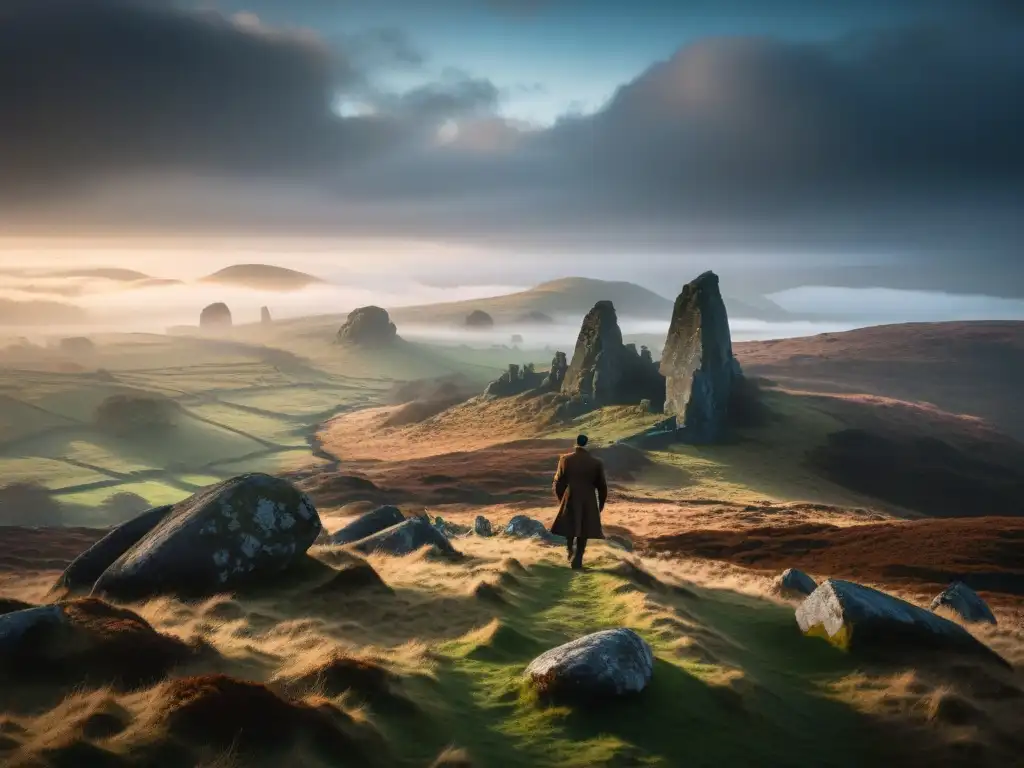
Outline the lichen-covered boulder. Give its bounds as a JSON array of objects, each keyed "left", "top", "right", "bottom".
[
  {"left": 796, "top": 579, "right": 1007, "bottom": 665},
  {"left": 200, "top": 302, "right": 232, "bottom": 329},
  {"left": 660, "top": 271, "right": 743, "bottom": 443},
  {"left": 91, "top": 474, "right": 322, "bottom": 600},
  {"left": 474, "top": 515, "right": 493, "bottom": 537},
  {"left": 504, "top": 515, "right": 564, "bottom": 544},
  {"left": 773, "top": 568, "right": 817, "bottom": 598},
  {"left": 55, "top": 504, "right": 173, "bottom": 594},
  {"left": 348, "top": 517, "right": 458, "bottom": 557},
  {"left": 336, "top": 306, "right": 398, "bottom": 347},
  {"left": 329, "top": 505, "right": 405, "bottom": 546},
  {"left": 930, "top": 582, "right": 997, "bottom": 625},
  {"left": 525, "top": 628, "right": 654, "bottom": 702}
]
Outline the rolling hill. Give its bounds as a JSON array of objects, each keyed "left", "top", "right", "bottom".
[
  {"left": 199, "top": 264, "right": 327, "bottom": 291},
  {"left": 0, "top": 298, "right": 90, "bottom": 326}
]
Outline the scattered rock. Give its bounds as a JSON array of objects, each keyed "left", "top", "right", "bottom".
[
  {"left": 525, "top": 628, "right": 654, "bottom": 702},
  {"left": 0, "top": 599, "right": 194, "bottom": 687},
  {"left": 465, "top": 310, "right": 494, "bottom": 329},
  {"left": 336, "top": 306, "right": 398, "bottom": 347},
  {"left": 90, "top": 474, "right": 322, "bottom": 600},
  {"left": 773, "top": 568, "right": 817, "bottom": 598},
  {"left": 433, "top": 516, "right": 470, "bottom": 537},
  {"left": 504, "top": 515, "right": 563, "bottom": 544},
  {"left": 199, "top": 302, "right": 232, "bottom": 330},
  {"left": 561, "top": 302, "right": 665, "bottom": 409},
  {"left": 796, "top": 579, "right": 1007, "bottom": 665},
  {"left": 329, "top": 505, "right": 405, "bottom": 546},
  {"left": 474, "top": 516, "right": 493, "bottom": 537},
  {"left": 55, "top": 504, "right": 174, "bottom": 594},
  {"left": 348, "top": 517, "right": 459, "bottom": 557},
  {"left": 260, "top": 306, "right": 272, "bottom": 325},
  {"left": 660, "top": 271, "right": 743, "bottom": 443},
  {"left": 930, "top": 582, "right": 997, "bottom": 625}
]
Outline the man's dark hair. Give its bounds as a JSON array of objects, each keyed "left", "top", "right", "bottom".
[{"left": 576, "top": 434, "right": 588, "bottom": 447}]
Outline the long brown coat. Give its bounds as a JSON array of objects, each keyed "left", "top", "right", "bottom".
[{"left": 550, "top": 446, "right": 607, "bottom": 539}]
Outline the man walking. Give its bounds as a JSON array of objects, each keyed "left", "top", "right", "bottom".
[{"left": 551, "top": 434, "right": 607, "bottom": 570}]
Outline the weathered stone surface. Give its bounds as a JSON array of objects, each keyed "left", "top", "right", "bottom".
[
  {"left": 660, "top": 271, "right": 743, "bottom": 443},
  {"left": 525, "top": 628, "right": 654, "bottom": 701},
  {"left": 561, "top": 302, "right": 665, "bottom": 409},
  {"left": 504, "top": 515, "right": 564, "bottom": 544},
  {"left": 200, "top": 302, "right": 232, "bottom": 329},
  {"left": 474, "top": 515, "right": 493, "bottom": 536},
  {"left": 0, "top": 605, "right": 65, "bottom": 656},
  {"left": 484, "top": 362, "right": 545, "bottom": 397},
  {"left": 329, "top": 505, "right": 405, "bottom": 546},
  {"left": 260, "top": 306, "right": 272, "bottom": 325},
  {"left": 465, "top": 310, "right": 494, "bottom": 328},
  {"left": 930, "top": 582, "right": 997, "bottom": 625},
  {"left": 336, "top": 306, "right": 398, "bottom": 347},
  {"left": 55, "top": 504, "right": 173, "bottom": 593},
  {"left": 91, "top": 474, "right": 322, "bottom": 600},
  {"left": 543, "top": 351, "right": 569, "bottom": 390},
  {"left": 796, "top": 579, "right": 1007, "bottom": 664},
  {"left": 773, "top": 568, "right": 817, "bottom": 598},
  {"left": 349, "top": 517, "right": 458, "bottom": 557}
]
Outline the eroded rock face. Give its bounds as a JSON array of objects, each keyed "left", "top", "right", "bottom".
[
  {"left": 474, "top": 515, "right": 493, "bottom": 536},
  {"left": 930, "top": 582, "right": 997, "bottom": 625},
  {"left": 484, "top": 363, "right": 545, "bottom": 397},
  {"left": 773, "top": 568, "right": 818, "bottom": 598},
  {"left": 91, "top": 474, "right": 322, "bottom": 600},
  {"left": 544, "top": 351, "right": 568, "bottom": 390},
  {"left": 525, "top": 628, "right": 654, "bottom": 702},
  {"left": 660, "top": 271, "right": 743, "bottom": 442},
  {"left": 329, "top": 505, "right": 405, "bottom": 546},
  {"left": 561, "top": 303, "right": 665, "bottom": 409},
  {"left": 348, "top": 517, "right": 458, "bottom": 557},
  {"left": 200, "top": 302, "right": 232, "bottom": 329},
  {"left": 336, "top": 306, "right": 398, "bottom": 347},
  {"left": 796, "top": 579, "right": 1007, "bottom": 665}
]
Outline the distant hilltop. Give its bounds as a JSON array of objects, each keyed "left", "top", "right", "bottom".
[{"left": 199, "top": 264, "right": 327, "bottom": 291}]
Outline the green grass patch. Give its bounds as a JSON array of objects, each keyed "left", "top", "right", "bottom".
[
  {"left": 378, "top": 561, "right": 889, "bottom": 768},
  {"left": 57, "top": 480, "right": 190, "bottom": 508},
  {"left": 215, "top": 387, "right": 362, "bottom": 417},
  {"left": 186, "top": 402, "right": 307, "bottom": 446},
  {"left": 0, "top": 456, "right": 112, "bottom": 490}
]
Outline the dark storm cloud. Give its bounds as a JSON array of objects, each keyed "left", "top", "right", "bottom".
[{"left": 1, "top": 0, "right": 1023, "bottom": 292}]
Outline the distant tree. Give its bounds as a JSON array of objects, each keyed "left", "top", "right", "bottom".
[
  {"left": 465, "top": 310, "right": 494, "bottom": 329},
  {"left": 0, "top": 482, "right": 64, "bottom": 526}
]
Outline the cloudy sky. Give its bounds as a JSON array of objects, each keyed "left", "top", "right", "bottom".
[{"left": 0, "top": 0, "right": 1021, "bottom": 296}]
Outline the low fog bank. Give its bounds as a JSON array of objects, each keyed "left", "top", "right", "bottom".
[{"left": 771, "top": 287, "right": 1024, "bottom": 323}]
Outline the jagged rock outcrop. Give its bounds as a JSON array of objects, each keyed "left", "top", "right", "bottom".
[
  {"left": 561, "top": 302, "right": 665, "bottom": 409},
  {"left": 543, "top": 351, "right": 568, "bottom": 390},
  {"left": 260, "top": 306, "right": 272, "bottom": 325},
  {"left": 484, "top": 363, "right": 545, "bottom": 397},
  {"left": 930, "top": 582, "right": 997, "bottom": 625},
  {"left": 329, "top": 506, "right": 405, "bottom": 546},
  {"left": 660, "top": 271, "right": 743, "bottom": 442},
  {"left": 796, "top": 579, "right": 1007, "bottom": 665},
  {"left": 465, "top": 310, "right": 494, "bottom": 329},
  {"left": 772, "top": 568, "right": 817, "bottom": 598},
  {"left": 199, "top": 302, "right": 232, "bottom": 330},
  {"left": 85, "top": 474, "right": 322, "bottom": 600},
  {"left": 525, "top": 628, "right": 654, "bottom": 702},
  {"left": 336, "top": 306, "right": 398, "bottom": 347}
]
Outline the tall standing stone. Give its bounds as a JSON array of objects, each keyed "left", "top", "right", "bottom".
[
  {"left": 561, "top": 301, "right": 625, "bottom": 406},
  {"left": 660, "top": 271, "right": 742, "bottom": 442},
  {"left": 260, "top": 306, "right": 272, "bottom": 325},
  {"left": 199, "top": 302, "right": 232, "bottom": 330}
]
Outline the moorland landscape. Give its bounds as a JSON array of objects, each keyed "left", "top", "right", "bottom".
[{"left": 0, "top": 266, "right": 1021, "bottom": 768}]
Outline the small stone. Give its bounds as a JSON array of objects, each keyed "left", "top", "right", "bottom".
[
  {"left": 349, "top": 517, "right": 459, "bottom": 557},
  {"left": 930, "top": 582, "right": 997, "bottom": 625},
  {"left": 474, "top": 516, "right": 493, "bottom": 537}
]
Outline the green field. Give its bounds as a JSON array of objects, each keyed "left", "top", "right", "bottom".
[{"left": 0, "top": 332, "right": 507, "bottom": 520}]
